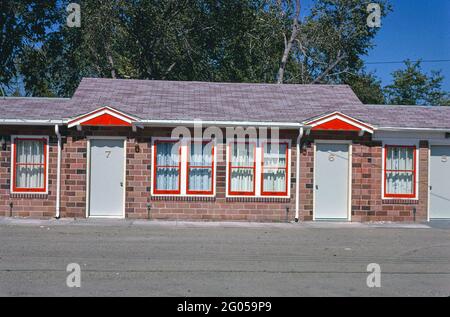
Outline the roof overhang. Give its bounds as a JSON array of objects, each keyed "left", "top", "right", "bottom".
[
  {"left": 304, "top": 111, "right": 374, "bottom": 134},
  {"left": 376, "top": 126, "right": 450, "bottom": 133},
  {"left": 67, "top": 106, "right": 138, "bottom": 128},
  {"left": 139, "top": 119, "right": 305, "bottom": 129},
  {"left": 0, "top": 119, "right": 65, "bottom": 126}
]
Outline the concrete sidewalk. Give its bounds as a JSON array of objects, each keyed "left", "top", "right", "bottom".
[{"left": 0, "top": 216, "right": 434, "bottom": 229}]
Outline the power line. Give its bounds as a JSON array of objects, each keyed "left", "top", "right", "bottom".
[{"left": 366, "top": 59, "right": 450, "bottom": 65}]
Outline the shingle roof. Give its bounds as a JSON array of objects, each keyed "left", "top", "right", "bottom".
[
  {"left": 0, "top": 97, "right": 70, "bottom": 121},
  {"left": 69, "top": 78, "right": 363, "bottom": 122},
  {"left": 1, "top": 77, "right": 450, "bottom": 129},
  {"left": 336, "top": 104, "right": 450, "bottom": 129}
]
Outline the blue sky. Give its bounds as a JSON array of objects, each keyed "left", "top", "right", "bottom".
[
  {"left": 302, "top": 0, "right": 450, "bottom": 91},
  {"left": 365, "top": 0, "right": 450, "bottom": 91}
]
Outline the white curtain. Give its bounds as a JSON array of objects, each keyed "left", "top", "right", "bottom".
[
  {"left": 263, "top": 143, "right": 287, "bottom": 192},
  {"left": 230, "top": 143, "right": 254, "bottom": 192},
  {"left": 15, "top": 140, "right": 45, "bottom": 189},
  {"left": 386, "top": 147, "right": 414, "bottom": 195},
  {"left": 156, "top": 142, "right": 180, "bottom": 191},
  {"left": 189, "top": 142, "right": 213, "bottom": 191}
]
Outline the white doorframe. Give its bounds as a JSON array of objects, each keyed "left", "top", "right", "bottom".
[
  {"left": 86, "top": 136, "right": 127, "bottom": 219},
  {"left": 313, "top": 140, "right": 352, "bottom": 221}
]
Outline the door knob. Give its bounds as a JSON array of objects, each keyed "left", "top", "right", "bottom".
[
  {"left": 120, "top": 182, "right": 124, "bottom": 187},
  {"left": 315, "top": 185, "right": 319, "bottom": 190}
]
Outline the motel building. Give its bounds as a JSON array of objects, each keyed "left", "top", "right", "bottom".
[{"left": 1, "top": 78, "right": 450, "bottom": 223}]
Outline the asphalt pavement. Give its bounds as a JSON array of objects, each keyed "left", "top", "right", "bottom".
[{"left": 0, "top": 218, "right": 448, "bottom": 296}]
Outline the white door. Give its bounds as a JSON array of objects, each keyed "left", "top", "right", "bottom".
[
  {"left": 315, "top": 143, "right": 350, "bottom": 220},
  {"left": 429, "top": 146, "right": 450, "bottom": 219},
  {"left": 88, "top": 139, "right": 125, "bottom": 218}
]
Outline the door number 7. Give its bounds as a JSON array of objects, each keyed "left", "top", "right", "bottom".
[{"left": 105, "top": 151, "right": 112, "bottom": 158}]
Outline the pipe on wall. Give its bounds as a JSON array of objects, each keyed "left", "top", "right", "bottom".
[
  {"left": 55, "top": 125, "right": 62, "bottom": 219},
  {"left": 295, "top": 127, "right": 304, "bottom": 222}
]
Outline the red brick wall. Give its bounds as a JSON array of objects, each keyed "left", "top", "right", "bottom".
[
  {"left": 0, "top": 127, "right": 57, "bottom": 218},
  {"left": 60, "top": 134, "right": 88, "bottom": 218},
  {"left": 298, "top": 132, "right": 428, "bottom": 222},
  {"left": 0, "top": 126, "right": 430, "bottom": 222},
  {"left": 126, "top": 129, "right": 298, "bottom": 222}
]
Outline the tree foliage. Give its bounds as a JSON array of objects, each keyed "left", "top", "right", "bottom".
[
  {"left": 0, "top": 0, "right": 60, "bottom": 91},
  {"left": 384, "top": 60, "right": 449, "bottom": 106},
  {"left": 2, "top": 0, "right": 448, "bottom": 106}
]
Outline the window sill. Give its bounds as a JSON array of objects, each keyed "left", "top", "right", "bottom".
[
  {"left": 382, "top": 198, "right": 419, "bottom": 204},
  {"left": 10, "top": 192, "right": 49, "bottom": 199},
  {"left": 226, "top": 197, "right": 291, "bottom": 203},
  {"left": 151, "top": 195, "right": 215, "bottom": 202}
]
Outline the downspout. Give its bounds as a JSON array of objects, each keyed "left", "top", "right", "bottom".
[
  {"left": 295, "top": 127, "right": 304, "bottom": 222},
  {"left": 55, "top": 125, "right": 62, "bottom": 219}
]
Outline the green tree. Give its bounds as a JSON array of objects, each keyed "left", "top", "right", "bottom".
[
  {"left": 0, "top": 1, "right": 60, "bottom": 93},
  {"left": 275, "top": 0, "right": 391, "bottom": 85},
  {"left": 384, "top": 60, "right": 449, "bottom": 106},
  {"left": 14, "top": 0, "right": 394, "bottom": 102},
  {"left": 345, "top": 72, "right": 385, "bottom": 104},
  {"left": 19, "top": 0, "right": 128, "bottom": 96},
  {"left": 19, "top": 0, "right": 288, "bottom": 96}
]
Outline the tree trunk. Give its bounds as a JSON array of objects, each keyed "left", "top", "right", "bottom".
[
  {"left": 277, "top": 0, "right": 301, "bottom": 84},
  {"left": 107, "top": 54, "right": 117, "bottom": 79}
]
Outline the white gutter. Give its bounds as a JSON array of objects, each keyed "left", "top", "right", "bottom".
[
  {"left": 0, "top": 119, "right": 65, "bottom": 126},
  {"left": 1, "top": 118, "right": 309, "bottom": 129},
  {"left": 139, "top": 119, "right": 305, "bottom": 128},
  {"left": 55, "top": 125, "right": 62, "bottom": 219},
  {"left": 295, "top": 127, "right": 304, "bottom": 222},
  {"left": 377, "top": 126, "right": 450, "bottom": 132}
]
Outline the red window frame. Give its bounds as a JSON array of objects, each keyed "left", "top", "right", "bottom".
[
  {"left": 261, "top": 142, "right": 289, "bottom": 197},
  {"left": 153, "top": 140, "right": 182, "bottom": 195},
  {"left": 228, "top": 141, "right": 256, "bottom": 196},
  {"left": 12, "top": 137, "right": 48, "bottom": 193},
  {"left": 384, "top": 145, "right": 417, "bottom": 199},
  {"left": 186, "top": 141, "right": 215, "bottom": 195}
]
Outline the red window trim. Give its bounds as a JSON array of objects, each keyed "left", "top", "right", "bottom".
[
  {"left": 186, "top": 141, "right": 215, "bottom": 195},
  {"left": 261, "top": 142, "right": 289, "bottom": 197},
  {"left": 228, "top": 141, "right": 257, "bottom": 196},
  {"left": 384, "top": 145, "right": 417, "bottom": 199},
  {"left": 12, "top": 137, "right": 48, "bottom": 193},
  {"left": 153, "top": 140, "right": 182, "bottom": 195}
]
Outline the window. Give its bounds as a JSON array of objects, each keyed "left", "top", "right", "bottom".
[
  {"left": 152, "top": 139, "right": 216, "bottom": 196},
  {"left": 153, "top": 141, "right": 181, "bottom": 194},
  {"left": 261, "top": 142, "right": 288, "bottom": 196},
  {"left": 228, "top": 142, "right": 256, "bottom": 195},
  {"left": 187, "top": 142, "right": 214, "bottom": 195},
  {"left": 227, "top": 140, "right": 291, "bottom": 198},
  {"left": 384, "top": 145, "right": 416, "bottom": 198},
  {"left": 12, "top": 137, "right": 48, "bottom": 193}
]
